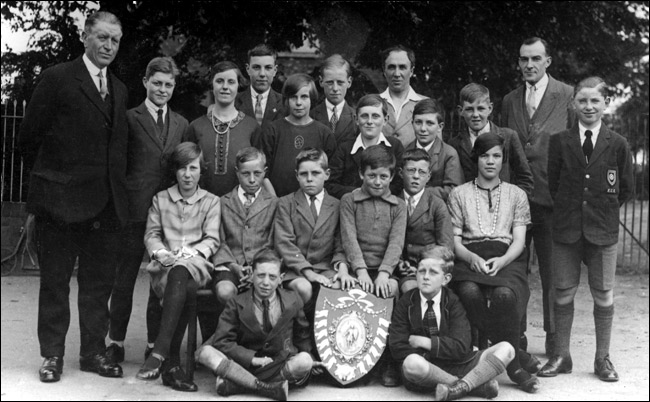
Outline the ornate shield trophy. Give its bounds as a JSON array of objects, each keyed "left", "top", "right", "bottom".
[{"left": 314, "top": 287, "right": 394, "bottom": 385}]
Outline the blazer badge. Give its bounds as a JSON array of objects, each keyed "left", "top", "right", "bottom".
[{"left": 607, "top": 169, "right": 617, "bottom": 187}]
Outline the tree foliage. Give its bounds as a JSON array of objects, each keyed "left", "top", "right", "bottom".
[{"left": 2, "top": 1, "right": 648, "bottom": 124}]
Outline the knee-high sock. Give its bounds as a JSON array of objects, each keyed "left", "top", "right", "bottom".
[
  {"left": 593, "top": 304, "right": 614, "bottom": 360},
  {"left": 554, "top": 301, "right": 574, "bottom": 357},
  {"left": 152, "top": 267, "right": 191, "bottom": 359},
  {"left": 462, "top": 351, "right": 506, "bottom": 390},
  {"left": 214, "top": 358, "right": 261, "bottom": 391},
  {"left": 406, "top": 361, "right": 458, "bottom": 387},
  {"left": 487, "top": 287, "right": 522, "bottom": 375}
]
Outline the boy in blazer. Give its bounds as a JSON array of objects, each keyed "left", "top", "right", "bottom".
[
  {"left": 539, "top": 77, "right": 634, "bottom": 382},
  {"left": 389, "top": 246, "right": 515, "bottom": 401},
  {"left": 404, "top": 99, "right": 463, "bottom": 202},
  {"left": 107, "top": 57, "right": 189, "bottom": 364},
  {"left": 397, "top": 149, "right": 453, "bottom": 294},
  {"left": 275, "top": 148, "right": 348, "bottom": 305},
  {"left": 211, "top": 147, "right": 278, "bottom": 323},
  {"left": 197, "top": 249, "right": 314, "bottom": 401},
  {"left": 311, "top": 54, "right": 357, "bottom": 144}
]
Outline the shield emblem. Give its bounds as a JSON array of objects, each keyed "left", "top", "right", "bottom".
[
  {"left": 607, "top": 169, "right": 617, "bottom": 186},
  {"left": 314, "top": 287, "right": 394, "bottom": 385},
  {"left": 294, "top": 135, "right": 305, "bottom": 149}
]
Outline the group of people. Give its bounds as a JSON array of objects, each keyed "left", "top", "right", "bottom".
[{"left": 19, "top": 10, "right": 635, "bottom": 401}]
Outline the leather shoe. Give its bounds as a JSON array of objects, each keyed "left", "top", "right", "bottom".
[
  {"left": 39, "top": 356, "right": 63, "bottom": 383},
  {"left": 519, "top": 349, "right": 542, "bottom": 374},
  {"left": 162, "top": 365, "right": 198, "bottom": 392},
  {"left": 508, "top": 368, "right": 540, "bottom": 393},
  {"left": 144, "top": 345, "right": 154, "bottom": 361},
  {"left": 436, "top": 380, "right": 470, "bottom": 401},
  {"left": 136, "top": 355, "right": 164, "bottom": 380},
  {"left": 380, "top": 362, "right": 400, "bottom": 387},
  {"left": 538, "top": 355, "right": 572, "bottom": 377},
  {"left": 468, "top": 379, "right": 499, "bottom": 399},
  {"left": 79, "top": 353, "right": 123, "bottom": 378},
  {"left": 594, "top": 355, "right": 619, "bottom": 382},
  {"left": 105, "top": 343, "right": 125, "bottom": 364}
]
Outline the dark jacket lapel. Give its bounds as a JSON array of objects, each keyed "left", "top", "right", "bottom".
[
  {"left": 74, "top": 57, "right": 110, "bottom": 120},
  {"left": 589, "top": 124, "right": 612, "bottom": 166},
  {"left": 134, "top": 102, "right": 164, "bottom": 150},
  {"left": 294, "top": 191, "right": 316, "bottom": 228}
]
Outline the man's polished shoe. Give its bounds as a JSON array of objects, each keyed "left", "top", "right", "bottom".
[
  {"left": 162, "top": 365, "right": 198, "bottom": 392},
  {"left": 538, "top": 355, "right": 572, "bottom": 377},
  {"left": 39, "top": 356, "right": 63, "bottom": 383},
  {"left": 594, "top": 355, "right": 619, "bottom": 382},
  {"left": 105, "top": 343, "right": 125, "bottom": 364},
  {"left": 79, "top": 353, "right": 123, "bottom": 378},
  {"left": 380, "top": 362, "right": 401, "bottom": 387},
  {"left": 519, "top": 349, "right": 542, "bottom": 374}
]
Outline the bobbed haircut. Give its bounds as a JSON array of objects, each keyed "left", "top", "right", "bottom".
[
  {"left": 235, "top": 146, "right": 266, "bottom": 169},
  {"left": 248, "top": 44, "right": 277, "bottom": 63},
  {"left": 252, "top": 248, "right": 282, "bottom": 272},
  {"left": 459, "top": 83, "right": 491, "bottom": 105},
  {"left": 574, "top": 76, "right": 609, "bottom": 98},
  {"left": 170, "top": 142, "right": 205, "bottom": 176},
  {"left": 360, "top": 145, "right": 396, "bottom": 176},
  {"left": 84, "top": 11, "right": 121, "bottom": 32},
  {"left": 356, "top": 94, "right": 388, "bottom": 117},
  {"left": 211, "top": 61, "right": 248, "bottom": 91},
  {"left": 419, "top": 245, "right": 455, "bottom": 275},
  {"left": 282, "top": 73, "right": 318, "bottom": 107},
  {"left": 295, "top": 147, "right": 329, "bottom": 171},
  {"left": 413, "top": 98, "right": 446, "bottom": 123},
  {"left": 470, "top": 132, "right": 505, "bottom": 163},
  {"left": 145, "top": 57, "right": 180, "bottom": 80}
]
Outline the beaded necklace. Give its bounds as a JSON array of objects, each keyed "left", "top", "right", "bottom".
[{"left": 474, "top": 179, "right": 501, "bottom": 236}]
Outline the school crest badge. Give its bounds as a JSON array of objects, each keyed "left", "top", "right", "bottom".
[
  {"left": 607, "top": 169, "right": 617, "bottom": 187},
  {"left": 314, "top": 287, "right": 394, "bottom": 385},
  {"left": 294, "top": 135, "right": 305, "bottom": 149}
]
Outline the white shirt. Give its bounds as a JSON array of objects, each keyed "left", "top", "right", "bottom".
[
  {"left": 251, "top": 88, "right": 270, "bottom": 115},
  {"left": 303, "top": 189, "right": 324, "bottom": 215},
  {"left": 144, "top": 98, "right": 168, "bottom": 124},
  {"left": 404, "top": 188, "right": 425, "bottom": 211},
  {"left": 468, "top": 122, "right": 492, "bottom": 147},
  {"left": 325, "top": 99, "right": 345, "bottom": 122},
  {"left": 420, "top": 290, "right": 442, "bottom": 328},
  {"left": 416, "top": 138, "right": 435, "bottom": 152},
  {"left": 579, "top": 121, "right": 601, "bottom": 147},
  {"left": 525, "top": 73, "right": 549, "bottom": 111},
  {"left": 380, "top": 86, "right": 424, "bottom": 122},
  {"left": 82, "top": 54, "right": 108, "bottom": 94},
  {"left": 237, "top": 186, "right": 262, "bottom": 206},
  {"left": 350, "top": 133, "right": 392, "bottom": 154}
]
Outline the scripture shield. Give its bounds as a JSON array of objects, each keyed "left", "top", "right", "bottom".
[{"left": 314, "top": 287, "right": 394, "bottom": 385}]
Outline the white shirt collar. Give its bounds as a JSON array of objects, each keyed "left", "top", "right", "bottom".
[
  {"left": 380, "top": 86, "right": 424, "bottom": 121},
  {"left": 420, "top": 290, "right": 442, "bottom": 325},
  {"left": 350, "top": 133, "right": 392, "bottom": 154},
  {"left": 578, "top": 121, "right": 602, "bottom": 146},
  {"left": 82, "top": 54, "right": 107, "bottom": 91},
  {"left": 237, "top": 185, "right": 262, "bottom": 204},
  {"left": 144, "top": 98, "right": 168, "bottom": 121},
  {"left": 468, "top": 122, "right": 492, "bottom": 146},
  {"left": 416, "top": 139, "right": 435, "bottom": 152},
  {"left": 404, "top": 187, "right": 425, "bottom": 208},
  {"left": 526, "top": 73, "right": 549, "bottom": 91},
  {"left": 252, "top": 87, "right": 270, "bottom": 101},
  {"left": 325, "top": 99, "right": 345, "bottom": 119}
]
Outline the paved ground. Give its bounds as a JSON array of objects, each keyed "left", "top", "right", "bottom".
[{"left": 1, "top": 266, "right": 648, "bottom": 401}]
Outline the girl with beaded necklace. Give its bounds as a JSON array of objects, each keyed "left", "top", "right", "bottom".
[{"left": 447, "top": 132, "right": 541, "bottom": 394}]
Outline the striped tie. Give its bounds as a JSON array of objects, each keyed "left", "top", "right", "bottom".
[
  {"left": 254, "top": 94, "right": 264, "bottom": 125},
  {"left": 424, "top": 300, "right": 439, "bottom": 336},
  {"left": 330, "top": 106, "right": 338, "bottom": 132}
]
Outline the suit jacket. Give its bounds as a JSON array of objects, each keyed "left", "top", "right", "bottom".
[
  {"left": 126, "top": 102, "right": 189, "bottom": 222},
  {"left": 274, "top": 190, "right": 345, "bottom": 279},
  {"left": 235, "top": 87, "right": 285, "bottom": 133},
  {"left": 404, "top": 138, "right": 464, "bottom": 202},
  {"left": 400, "top": 188, "right": 454, "bottom": 264},
  {"left": 501, "top": 74, "right": 575, "bottom": 207},
  {"left": 548, "top": 124, "right": 634, "bottom": 246},
  {"left": 212, "top": 187, "right": 278, "bottom": 267},
  {"left": 19, "top": 56, "right": 129, "bottom": 224},
  {"left": 447, "top": 122, "right": 534, "bottom": 197},
  {"left": 211, "top": 288, "right": 311, "bottom": 380},
  {"left": 389, "top": 287, "right": 474, "bottom": 365},
  {"left": 326, "top": 137, "right": 405, "bottom": 199},
  {"left": 310, "top": 101, "right": 357, "bottom": 144}
]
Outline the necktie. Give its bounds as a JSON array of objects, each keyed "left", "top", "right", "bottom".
[
  {"left": 244, "top": 193, "right": 254, "bottom": 211},
  {"left": 262, "top": 299, "right": 272, "bottom": 333},
  {"left": 156, "top": 109, "right": 165, "bottom": 133},
  {"left": 98, "top": 71, "right": 108, "bottom": 100},
  {"left": 583, "top": 130, "right": 594, "bottom": 164},
  {"left": 330, "top": 106, "right": 338, "bottom": 132},
  {"left": 526, "top": 85, "right": 536, "bottom": 118},
  {"left": 309, "top": 195, "right": 318, "bottom": 221},
  {"left": 407, "top": 196, "right": 415, "bottom": 216},
  {"left": 424, "top": 300, "right": 439, "bottom": 337},
  {"left": 254, "top": 94, "right": 264, "bottom": 126}
]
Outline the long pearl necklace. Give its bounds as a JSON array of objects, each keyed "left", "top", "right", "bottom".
[{"left": 474, "top": 179, "right": 501, "bottom": 236}]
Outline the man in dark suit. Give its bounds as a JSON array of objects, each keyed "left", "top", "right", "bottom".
[
  {"left": 18, "top": 11, "right": 128, "bottom": 382},
  {"left": 310, "top": 54, "right": 357, "bottom": 144},
  {"left": 106, "top": 57, "right": 189, "bottom": 364},
  {"left": 235, "top": 44, "right": 285, "bottom": 130},
  {"left": 197, "top": 249, "right": 314, "bottom": 400},
  {"left": 501, "top": 37, "right": 575, "bottom": 356}
]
